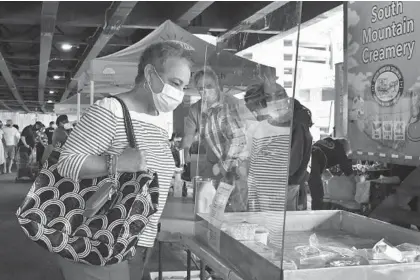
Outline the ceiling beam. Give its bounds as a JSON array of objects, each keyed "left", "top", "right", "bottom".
[
  {"left": 0, "top": 4, "right": 227, "bottom": 32},
  {"left": 9, "top": 66, "right": 73, "bottom": 72},
  {"left": 61, "top": 1, "right": 137, "bottom": 101},
  {"left": 237, "top": 3, "right": 343, "bottom": 53},
  {"left": 0, "top": 35, "right": 134, "bottom": 47},
  {"left": 0, "top": 51, "right": 30, "bottom": 112},
  {"left": 177, "top": 1, "right": 214, "bottom": 26},
  {"left": 0, "top": 100, "right": 13, "bottom": 111},
  {"left": 4, "top": 54, "right": 79, "bottom": 62},
  {"left": 217, "top": 1, "right": 289, "bottom": 50},
  {"left": 39, "top": 1, "right": 59, "bottom": 112}
]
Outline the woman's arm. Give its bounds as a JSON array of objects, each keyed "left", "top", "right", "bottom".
[
  {"left": 57, "top": 100, "right": 117, "bottom": 180},
  {"left": 180, "top": 104, "right": 199, "bottom": 163}
]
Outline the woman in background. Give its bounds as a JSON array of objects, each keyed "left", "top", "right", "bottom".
[
  {"left": 0, "top": 121, "right": 5, "bottom": 174},
  {"left": 182, "top": 66, "right": 251, "bottom": 211}
]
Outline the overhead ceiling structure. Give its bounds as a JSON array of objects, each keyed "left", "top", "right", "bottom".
[{"left": 0, "top": 1, "right": 342, "bottom": 112}]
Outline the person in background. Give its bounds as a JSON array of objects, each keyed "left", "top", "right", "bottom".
[
  {"left": 35, "top": 123, "right": 48, "bottom": 168},
  {"left": 17, "top": 121, "right": 42, "bottom": 178},
  {"left": 0, "top": 120, "right": 5, "bottom": 174},
  {"left": 243, "top": 72, "right": 294, "bottom": 247},
  {"left": 2, "top": 119, "right": 20, "bottom": 173},
  {"left": 56, "top": 40, "right": 194, "bottom": 280},
  {"left": 181, "top": 66, "right": 243, "bottom": 178},
  {"left": 41, "top": 115, "right": 72, "bottom": 164},
  {"left": 12, "top": 124, "right": 20, "bottom": 169},
  {"left": 181, "top": 66, "right": 252, "bottom": 211},
  {"left": 45, "top": 121, "right": 55, "bottom": 145},
  {"left": 308, "top": 137, "right": 355, "bottom": 210},
  {"left": 169, "top": 132, "right": 182, "bottom": 167},
  {"left": 53, "top": 115, "right": 72, "bottom": 147},
  {"left": 289, "top": 100, "right": 313, "bottom": 209}
]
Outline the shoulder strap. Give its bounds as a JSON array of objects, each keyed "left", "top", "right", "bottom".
[{"left": 110, "top": 96, "right": 137, "bottom": 148}]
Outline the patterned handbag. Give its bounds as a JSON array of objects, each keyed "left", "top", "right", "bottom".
[{"left": 16, "top": 96, "right": 159, "bottom": 266}]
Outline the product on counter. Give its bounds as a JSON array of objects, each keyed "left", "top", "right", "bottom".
[
  {"left": 291, "top": 234, "right": 420, "bottom": 269},
  {"left": 223, "top": 222, "right": 259, "bottom": 241},
  {"left": 325, "top": 255, "right": 369, "bottom": 267}
]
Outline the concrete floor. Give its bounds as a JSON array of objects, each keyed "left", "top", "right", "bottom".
[
  {"left": 0, "top": 173, "right": 62, "bottom": 280},
  {"left": 0, "top": 173, "right": 187, "bottom": 280}
]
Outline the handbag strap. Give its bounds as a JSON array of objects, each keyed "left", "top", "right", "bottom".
[{"left": 110, "top": 96, "right": 137, "bottom": 148}]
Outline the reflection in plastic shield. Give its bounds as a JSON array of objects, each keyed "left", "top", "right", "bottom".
[{"left": 188, "top": 2, "right": 302, "bottom": 280}]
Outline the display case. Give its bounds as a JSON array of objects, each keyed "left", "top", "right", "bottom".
[
  {"left": 193, "top": 211, "right": 420, "bottom": 280},
  {"left": 183, "top": 2, "right": 303, "bottom": 280},
  {"left": 176, "top": 1, "right": 420, "bottom": 280}
]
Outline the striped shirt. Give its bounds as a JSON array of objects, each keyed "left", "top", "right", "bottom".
[
  {"left": 247, "top": 120, "right": 291, "bottom": 248},
  {"left": 57, "top": 98, "right": 175, "bottom": 248}
]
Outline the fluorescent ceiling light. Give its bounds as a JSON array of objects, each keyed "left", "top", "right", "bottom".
[
  {"left": 53, "top": 75, "right": 61, "bottom": 80},
  {"left": 49, "top": 90, "right": 54, "bottom": 94},
  {"left": 61, "top": 43, "right": 73, "bottom": 51},
  {"left": 47, "top": 100, "right": 54, "bottom": 103}
]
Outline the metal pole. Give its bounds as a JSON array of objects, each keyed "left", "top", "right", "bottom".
[
  {"left": 186, "top": 249, "right": 192, "bottom": 280},
  {"left": 76, "top": 92, "right": 81, "bottom": 122},
  {"left": 90, "top": 80, "right": 95, "bottom": 105},
  {"left": 199, "top": 260, "right": 205, "bottom": 280},
  {"left": 158, "top": 241, "right": 163, "bottom": 280}
]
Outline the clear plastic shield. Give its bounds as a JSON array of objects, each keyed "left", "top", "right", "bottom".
[{"left": 185, "top": 3, "right": 303, "bottom": 280}]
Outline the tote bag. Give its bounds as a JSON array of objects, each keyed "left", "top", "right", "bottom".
[{"left": 16, "top": 96, "right": 159, "bottom": 266}]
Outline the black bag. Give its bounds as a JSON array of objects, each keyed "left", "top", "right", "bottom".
[{"left": 16, "top": 96, "right": 159, "bottom": 266}]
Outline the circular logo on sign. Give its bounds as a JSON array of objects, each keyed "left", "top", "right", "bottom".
[{"left": 371, "top": 65, "right": 404, "bottom": 107}]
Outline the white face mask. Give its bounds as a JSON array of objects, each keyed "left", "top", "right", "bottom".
[
  {"left": 63, "top": 123, "right": 73, "bottom": 130},
  {"left": 148, "top": 68, "right": 184, "bottom": 113}
]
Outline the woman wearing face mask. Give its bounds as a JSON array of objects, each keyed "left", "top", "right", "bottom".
[
  {"left": 181, "top": 66, "right": 251, "bottom": 211},
  {"left": 181, "top": 67, "right": 249, "bottom": 176},
  {"left": 243, "top": 72, "right": 298, "bottom": 248},
  {"left": 56, "top": 41, "right": 194, "bottom": 280}
]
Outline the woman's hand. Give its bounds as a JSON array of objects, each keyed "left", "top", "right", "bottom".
[{"left": 116, "top": 147, "right": 147, "bottom": 173}]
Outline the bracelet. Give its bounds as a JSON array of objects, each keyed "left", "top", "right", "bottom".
[
  {"left": 112, "top": 155, "right": 118, "bottom": 175},
  {"left": 106, "top": 155, "right": 117, "bottom": 176}
]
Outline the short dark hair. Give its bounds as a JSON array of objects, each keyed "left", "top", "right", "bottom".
[
  {"left": 244, "top": 83, "right": 287, "bottom": 112},
  {"left": 56, "top": 115, "right": 68, "bottom": 126},
  {"left": 135, "top": 40, "right": 195, "bottom": 84},
  {"left": 35, "top": 121, "right": 43, "bottom": 127},
  {"left": 49, "top": 121, "right": 54, "bottom": 125}
]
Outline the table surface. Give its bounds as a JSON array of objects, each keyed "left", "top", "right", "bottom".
[{"left": 159, "top": 196, "right": 196, "bottom": 239}]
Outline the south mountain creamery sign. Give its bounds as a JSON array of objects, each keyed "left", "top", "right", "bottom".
[{"left": 347, "top": 1, "right": 420, "bottom": 165}]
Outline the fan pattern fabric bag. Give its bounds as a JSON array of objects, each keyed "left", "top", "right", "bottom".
[{"left": 16, "top": 97, "right": 159, "bottom": 266}]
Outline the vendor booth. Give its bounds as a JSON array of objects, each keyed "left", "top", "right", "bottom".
[
  {"left": 49, "top": 3, "right": 420, "bottom": 279},
  {"left": 158, "top": 2, "right": 420, "bottom": 280}
]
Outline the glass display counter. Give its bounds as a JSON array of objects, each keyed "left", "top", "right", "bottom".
[
  {"left": 181, "top": 2, "right": 303, "bottom": 280},
  {"left": 173, "top": 1, "right": 420, "bottom": 280}
]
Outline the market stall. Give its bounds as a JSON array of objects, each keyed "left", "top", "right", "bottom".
[{"left": 156, "top": 2, "right": 420, "bottom": 280}]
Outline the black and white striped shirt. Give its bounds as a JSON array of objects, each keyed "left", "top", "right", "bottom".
[
  {"left": 247, "top": 120, "right": 290, "bottom": 248},
  {"left": 57, "top": 98, "right": 175, "bottom": 248}
]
